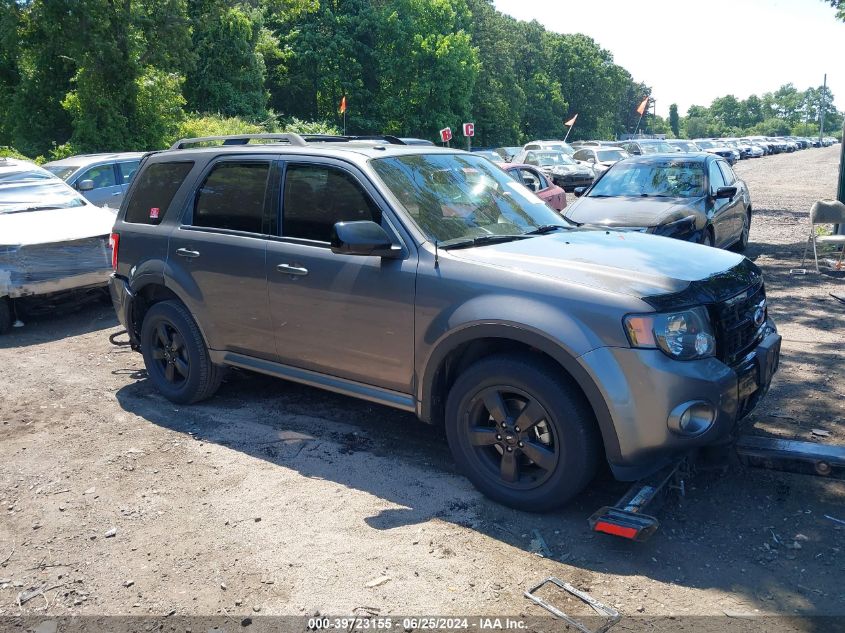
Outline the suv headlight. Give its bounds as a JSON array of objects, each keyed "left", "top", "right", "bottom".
[{"left": 624, "top": 306, "right": 716, "bottom": 360}]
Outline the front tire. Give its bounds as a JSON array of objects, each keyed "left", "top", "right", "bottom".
[
  {"left": 732, "top": 211, "right": 751, "bottom": 252},
  {"left": 140, "top": 300, "right": 222, "bottom": 404},
  {"left": 445, "top": 354, "right": 601, "bottom": 512}
]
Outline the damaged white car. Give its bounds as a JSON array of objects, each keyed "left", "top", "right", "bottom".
[{"left": 0, "top": 158, "right": 116, "bottom": 334}]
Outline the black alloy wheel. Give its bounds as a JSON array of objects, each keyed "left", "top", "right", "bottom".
[
  {"left": 464, "top": 385, "right": 559, "bottom": 490},
  {"left": 140, "top": 300, "right": 222, "bottom": 404},
  {"left": 445, "top": 354, "right": 601, "bottom": 511}
]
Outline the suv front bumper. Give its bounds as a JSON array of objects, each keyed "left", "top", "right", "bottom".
[{"left": 579, "top": 323, "right": 780, "bottom": 481}]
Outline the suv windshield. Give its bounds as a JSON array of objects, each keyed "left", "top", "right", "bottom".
[
  {"left": 588, "top": 159, "right": 706, "bottom": 198},
  {"left": 0, "top": 178, "right": 87, "bottom": 214},
  {"left": 371, "top": 153, "right": 566, "bottom": 244},
  {"left": 639, "top": 142, "right": 676, "bottom": 154}
]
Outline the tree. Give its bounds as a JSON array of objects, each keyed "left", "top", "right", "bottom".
[
  {"left": 710, "top": 94, "right": 742, "bottom": 128},
  {"left": 668, "top": 103, "right": 679, "bottom": 137},
  {"left": 826, "top": 0, "right": 845, "bottom": 20},
  {"left": 185, "top": 2, "right": 269, "bottom": 119}
]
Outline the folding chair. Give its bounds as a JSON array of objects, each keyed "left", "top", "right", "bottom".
[{"left": 800, "top": 199, "right": 845, "bottom": 273}]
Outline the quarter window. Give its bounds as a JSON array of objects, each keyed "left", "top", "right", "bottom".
[
  {"left": 124, "top": 161, "right": 194, "bottom": 225},
  {"left": 282, "top": 164, "right": 382, "bottom": 242},
  {"left": 193, "top": 162, "right": 270, "bottom": 233},
  {"left": 80, "top": 164, "right": 116, "bottom": 189}
]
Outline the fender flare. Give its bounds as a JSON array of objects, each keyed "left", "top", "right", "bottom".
[{"left": 418, "top": 323, "right": 622, "bottom": 462}]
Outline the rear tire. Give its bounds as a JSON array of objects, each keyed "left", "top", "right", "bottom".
[
  {"left": 140, "top": 300, "right": 222, "bottom": 404},
  {"left": 701, "top": 227, "right": 715, "bottom": 248},
  {"left": 0, "top": 297, "right": 11, "bottom": 335},
  {"left": 444, "top": 354, "right": 601, "bottom": 512}
]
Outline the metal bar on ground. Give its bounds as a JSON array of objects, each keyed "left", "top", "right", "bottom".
[{"left": 736, "top": 435, "right": 845, "bottom": 479}]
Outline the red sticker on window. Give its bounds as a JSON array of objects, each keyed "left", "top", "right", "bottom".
[{"left": 150, "top": 207, "right": 160, "bottom": 219}]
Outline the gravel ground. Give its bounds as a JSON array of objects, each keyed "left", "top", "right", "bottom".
[{"left": 1, "top": 146, "right": 844, "bottom": 631}]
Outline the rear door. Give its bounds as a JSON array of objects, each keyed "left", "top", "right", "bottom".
[
  {"left": 265, "top": 157, "right": 417, "bottom": 394},
  {"left": 166, "top": 156, "right": 276, "bottom": 358},
  {"left": 77, "top": 163, "right": 123, "bottom": 207}
]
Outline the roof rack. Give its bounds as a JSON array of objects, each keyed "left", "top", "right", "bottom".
[
  {"left": 170, "top": 133, "right": 407, "bottom": 150},
  {"left": 299, "top": 134, "right": 406, "bottom": 145},
  {"left": 170, "top": 133, "right": 308, "bottom": 150}
]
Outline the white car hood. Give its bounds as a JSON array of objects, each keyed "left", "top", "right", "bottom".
[{"left": 0, "top": 204, "right": 117, "bottom": 246}]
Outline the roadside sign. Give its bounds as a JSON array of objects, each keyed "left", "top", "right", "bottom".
[
  {"left": 439, "top": 127, "right": 453, "bottom": 143},
  {"left": 463, "top": 122, "right": 475, "bottom": 137}
]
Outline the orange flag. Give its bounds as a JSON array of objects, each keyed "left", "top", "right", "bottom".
[
  {"left": 339, "top": 95, "right": 347, "bottom": 114},
  {"left": 636, "top": 96, "right": 650, "bottom": 115},
  {"left": 564, "top": 113, "right": 578, "bottom": 126}
]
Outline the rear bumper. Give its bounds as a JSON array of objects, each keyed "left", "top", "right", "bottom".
[
  {"left": 579, "top": 323, "right": 780, "bottom": 481},
  {"left": 5, "top": 269, "right": 110, "bottom": 299}
]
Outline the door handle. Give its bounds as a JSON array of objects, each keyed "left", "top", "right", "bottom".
[
  {"left": 176, "top": 248, "right": 200, "bottom": 259},
  {"left": 111, "top": 192, "right": 121, "bottom": 196},
  {"left": 276, "top": 263, "right": 308, "bottom": 276}
]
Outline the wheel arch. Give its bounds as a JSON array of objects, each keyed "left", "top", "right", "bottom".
[{"left": 418, "top": 324, "right": 622, "bottom": 463}]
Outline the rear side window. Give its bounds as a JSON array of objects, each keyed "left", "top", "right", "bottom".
[
  {"left": 192, "top": 161, "right": 270, "bottom": 234},
  {"left": 125, "top": 161, "right": 194, "bottom": 224},
  {"left": 118, "top": 161, "right": 141, "bottom": 184}
]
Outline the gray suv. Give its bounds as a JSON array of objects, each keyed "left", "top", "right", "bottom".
[{"left": 109, "top": 134, "right": 781, "bottom": 511}]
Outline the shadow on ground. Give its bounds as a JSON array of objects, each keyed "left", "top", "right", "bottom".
[{"left": 115, "top": 368, "right": 845, "bottom": 618}]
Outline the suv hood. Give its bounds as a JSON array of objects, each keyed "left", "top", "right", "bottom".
[
  {"left": 0, "top": 204, "right": 117, "bottom": 246},
  {"left": 447, "top": 229, "right": 745, "bottom": 299},
  {"left": 564, "top": 195, "right": 703, "bottom": 227}
]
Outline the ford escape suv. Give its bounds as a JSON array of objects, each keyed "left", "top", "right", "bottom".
[{"left": 109, "top": 134, "right": 780, "bottom": 511}]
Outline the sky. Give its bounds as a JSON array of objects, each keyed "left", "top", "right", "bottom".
[{"left": 492, "top": 0, "right": 845, "bottom": 119}]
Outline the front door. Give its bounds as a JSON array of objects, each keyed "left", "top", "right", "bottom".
[
  {"left": 265, "top": 159, "right": 416, "bottom": 394},
  {"left": 77, "top": 163, "right": 123, "bottom": 207},
  {"left": 166, "top": 157, "right": 276, "bottom": 358}
]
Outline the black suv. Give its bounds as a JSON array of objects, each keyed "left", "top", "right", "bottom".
[{"left": 110, "top": 134, "right": 780, "bottom": 511}]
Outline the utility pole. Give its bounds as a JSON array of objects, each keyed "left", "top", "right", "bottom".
[{"left": 819, "top": 73, "right": 827, "bottom": 143}]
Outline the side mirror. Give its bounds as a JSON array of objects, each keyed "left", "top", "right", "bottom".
[
  {"left": 330, "top": 221, "right": 401, "bottom": 258},
  {"left": 78, "top": 179, "right": 95, "bottom": 191},
  {"left": 588, "top": 157, "right": 596, "bottom": 163},
  {"left": 714, "top": 186, "right": 737, "bottom": 200},
  {"left": 573, "top": 187, "right": 587, "bottom": 198}
]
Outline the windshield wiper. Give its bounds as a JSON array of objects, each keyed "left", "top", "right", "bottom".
[
  {"left": 524, "top": 224, "right": 568, "bottom": 235},
  {"left": 2, "top": 205, "right": 65, "bottom": 214},
  {"left": 441, "top": 234, "right": 532, "bottom": 250}
]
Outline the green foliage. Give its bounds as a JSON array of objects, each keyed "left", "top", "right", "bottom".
[
  {"left": 669, "top": 104, "right": 679, "bottom": 137},
  {"left": 277, "top": 117, "right": 341, "bottom": 135},
  {"left": 826, "top": 0, "right": 845, "bottom": 20},
  {"left": 185, "top": 3, "right": 269, "bottom": 119},
  {"left": 172, "top": 113, "right": 266, "bottom": 144},
  {"left": 0, "top": 146, "right": 31, "bottom": 161},
  {"left": 134, "top": 68, "right": 187, "bottom": 150}
]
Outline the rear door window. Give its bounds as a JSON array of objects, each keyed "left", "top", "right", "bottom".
[
  {"left": 192, "top": 161, "right": 271, "bottom": 234},
  {"left": 118, "top": 161, "right": 141, "bottom": 185},
  {"left": 124, "top": 161, "right": 194, "bottom": 224},
  {"left": 282, "top": 164, "right": 382, "bottom": 242}
]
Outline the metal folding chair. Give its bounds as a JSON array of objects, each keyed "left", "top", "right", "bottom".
[{"left": 800, "top": 199, "right": 845, "bottom": 273}]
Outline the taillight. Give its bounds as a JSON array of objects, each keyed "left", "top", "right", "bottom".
[{"left": 109, "top": 232, "right": 119, "bottom": 270}]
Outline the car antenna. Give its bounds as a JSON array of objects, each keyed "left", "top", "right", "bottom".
[{"left": 434, "top": 239, "right": 440, "bottom": 268}]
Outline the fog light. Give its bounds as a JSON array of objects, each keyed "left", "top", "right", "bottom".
[{"left": 668, "top": 401, "right": 716, "bottom": 436}]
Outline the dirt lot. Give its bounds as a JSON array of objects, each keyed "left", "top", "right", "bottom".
[{"left": 1, "top": 146, "right": 844, "bottom": 629}]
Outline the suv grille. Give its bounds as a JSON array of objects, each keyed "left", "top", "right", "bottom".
[{"left": 710, "top": 283, "right": 767, "bottom": 364}]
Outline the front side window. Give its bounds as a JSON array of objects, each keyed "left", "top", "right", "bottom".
[
  {"left": 282, "top": 164, "right": 382, "bottom": 242},
  {"left": 708, "top": 161, "right": 726, "bottom": 192},
  {"left": 192, "top": 162, "right": 270, "bottom": 233},
  {"left": 80, "top": 164, "right": 117, "bottom": 189},
  {"left": 371, "top": 153, "right": 565, "bottom": 244},
  {"left": 718, "top": 161, "right": 737, "bottom": 185}
]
